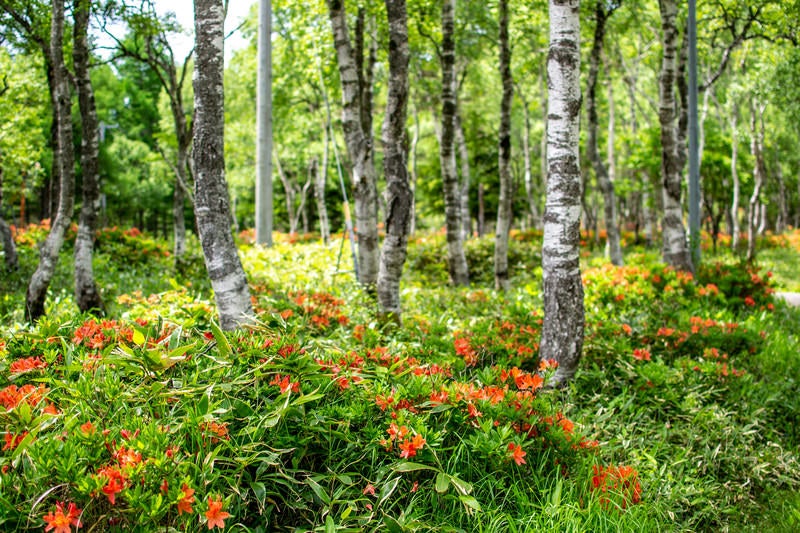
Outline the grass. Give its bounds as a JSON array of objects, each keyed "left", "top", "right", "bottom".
[{"left": 0, "top": 225, "right": 799, "bottom": 531}]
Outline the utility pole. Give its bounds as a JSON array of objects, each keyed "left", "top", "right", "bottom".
[
  {"left": 688, "top": 0, "right": 700, "bottom": 267},
  {"left": 255, "top": 0, "right": 273, "bottom": 245}
]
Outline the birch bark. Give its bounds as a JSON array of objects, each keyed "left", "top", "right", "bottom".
[
  {"left": 586, "top": 1, "right": 623, "bottom": 266},
  {"left": 657, "top": 0, "right": 693, "bottom": 272},
  {"left": 326, "top": 0, "right": 379, "bottom": 288},
  {"left": 26, "top": 0, "right": 75, "bottom": 321},
  {"left": 455, "top": 114, "right": 471, "bottom": 240},
  {"left": 729, "top": 108, "right": 740, "bottom": 250},
  {"left": 377, "top": 0, "right": 412, "bottom": 322},
  {"left": 541, "top": 0, "right": 585, "bottom": 385},
  {"left": 440, "top": 0, "right": 469, "bottom": 286},
  {"left": 73, "top": 0, "right": 105, "bottom": 314},
  {"left": 494, "top": 0, "right": 514, "bottom": 291},
  {"left": 0, "top": 160, "right": 18, "bottom": 271},
  {"left": 746, "top": 99, "right": 766, "bottom": 262},
  {"left": 193, "top": 0, "right": 253, "bottom": 330}
]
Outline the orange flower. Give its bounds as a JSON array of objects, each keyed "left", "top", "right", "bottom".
[
  {"left": 632, "top": 348, "right": 651, "bottom": 361},
  {"left": 177, "top": 483, "right": 195, "bottom": 515},
  {"left": 43, "top": 502, "right": 82, "bottom": 533},
  {"left": 270, "top": 374, "right": 300, "bottom": 394},
  {"left": 79, "top": 422, "right": 95, "bottom": 436},
  {"left": 508, "top": 443, "right": 526, "bottom": 465},
  {"left": 398, "top": 433, "right": 426, "bottom": 459},
  {"left": 9, "top": 356, "right": 47, "bottom": 374},
  {"left": 205, "top": 496, "right": 231, "bottom": 530},
  {"left": 3, "top": 431, "right": 28, "bottom": 451}
]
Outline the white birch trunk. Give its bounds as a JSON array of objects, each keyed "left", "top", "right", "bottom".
[
  {"left": 729, "top": 108, "right": 740, "bottom": 250},
  {"left": 658, "top": 0, "right": 693, "bottom": 272},
  {"left": 541, "top": 0, "right": 584, "bottom": 385},
  {"left": 440, "top": 0, "right": 469, "bottom": 285},
  {"left": 455, "top": 114, "right": 471, "bottom": 240},
  {"left": 0, "top": 153, "right": 18, "bottom": 271},
  {"left": 377, "top": 0, "right": 412, "bottom": 322},
  {"left": 326, "top": 0, "right": 379, "bottom": 288},
  {"left": 193, "top": 0, "right": 253, "bottom": 330},
  {"left": 409, "top": 102, "right": 420, "bottom": 235},
  {"left": 494, "top": 0, "right": 514, "bottom": 291},
  {"left": 26, "top": 0, "right": 75, "bottom": 321},
  {"left": 747, "top": 99, "right": 766, "bottom": 262},
  {"left": 586, "top": 2, "right": 623, "bottom": 266},
  {"left": 73, "top": 0, "right": 105, "bottom": 314}
]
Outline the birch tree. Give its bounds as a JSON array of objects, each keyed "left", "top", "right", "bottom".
[
  {"left": 193, "top": 0, "right": 253, "bottom": 330},
  {"left": 493, "top": 0, "right": 514, "bottom": 291},
  {"left": 746, "top": 98, "right": 766, "bottom": 262},
  {"left": 540, "top": 0, "right": 585, "bottom": 385},
  {"left": 586, "top": 0, "right": 623, "bottom": 266},
  {"left": 325, "top": 0, "right": 380, "bottom": 289},
  {"left": 657, "top": 0, "right": 693, "bottom": 273},
  {"left": 377, "top": 0, "right": 412, "bottom": 323},
  {"left": 0, "top": 158, "right": 18, "bottom": 271},
  {"left": 106, "top": 1, "right": 194, "bottom": 261},
  {"left": 26, "top": 0, "right": 75, "bottom": 321},
  {"left": 440, "top": 0, "right": 469, "bottom": 286},
  {"left": 73, "top": 0, "right": 104, "bottom": 314}
]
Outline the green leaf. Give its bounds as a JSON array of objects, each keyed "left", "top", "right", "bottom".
[
  {"left": 459, "top": 495, "right": 482, "bottom": 512},
  {"left": 378, "top": 477, "right": 400, "bottom": 508},
  {"left": 292, "top": 391, "right": 324, "bottom": 406},
  {"left": 209, "top": 320, "right": 232, "bottom": 358},
  {"left": 132, "top": 329, "right": 146, "bottom": 345},
  {"left": 393, "top": 462, "right": 437, "bottom": 473},
  {"left": 306, "top": 477, "right": 330, "bottom": 505},
  {"left": 448, "top": 475, "right": 473, "bottom": 496},
  {"left": 435, "top": 472, "right": 450, "bottom": 493},
  {"left": 382, "top": 514, "right": 405, "bottom": 533},
  {"left": 325, "top": 514, "right": 335, "bottom": 533}
]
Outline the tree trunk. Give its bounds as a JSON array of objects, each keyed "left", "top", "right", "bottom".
[
  {"left": 657, "top": 0, "right": 693, "bottom": 272},
  {"left": 377, "top": 0, "right": 412, "bottom": 322},
  {"left": 0, "top": 159, "right": 18, "bottom": 271},
  {"left": 518, "top": 86, "right": 540, "bottom": 230},
  {"left": 26, "top": 0, "right": 75, "bottom": 321},
  {"left": 255, "top": 0, "right": 273, "bottom": 246},
  {"left": 73, "top": 0, "right": 105, "bottom": 314},
  {"left": 193, "top": 0, "right": 253, "bottom": 330},
  {"left": 439, "top": 0, "right": 469, "bottom": 286},
  {"left": 455, "top": 113, "right": 471, "bottom": 240},
  {"left": 295, "top": 165, "right": 313, "bottom": 235},
  {"left": 729, "top": 108, "right": 740, "bottom": 250},
  {"left": 746, "top": 98, "right": 766, "bottom": 262},
  {"left": 314, "top": 142, "right": 331, "bottom": 244},
  {"left": 775, "top": 161, "right": 788, "bottom": 234},
  {"left": 586, "top": 1, "right": 623, "bottom": 266},
  {"left": 326, "top": 0, "right": 379, "bottom": 288},
  {"left": 409, "top": 102, "right": 420, "bottom": 235},
  {"left": 477, "top": 181, "right": 485, "bottom": 237},
  {"left": 541, "top": 0, "right": 584, "bottom": 386},
  {"left": 274, "top": 154, "right": 297, "bottom": 234},
  {"left": 494, "top": 0, "right": 514, "bottom": 291}
]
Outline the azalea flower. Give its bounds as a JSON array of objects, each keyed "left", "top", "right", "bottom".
[
  {"left": 9, "top": 356, "right": 47, "bottom": 374},
  {"left": 177, "top": 483, "right": 195, "bottom": 515},
  {"left": 43, "top": 501, "right": 82, "bottom": 533},
  {"left": 508, "top": 443, "right": 526, "bottom": 465},
  {"left": 205, "top": 496, "right": 231, "bottom": 530}
]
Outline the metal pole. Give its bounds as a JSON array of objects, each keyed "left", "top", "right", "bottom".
[
  {"left": 255, "top": 0, "right": 273, "bottom": 246},
  {"left": 688, "top": 0, "right": 700, "bottom": 268}
]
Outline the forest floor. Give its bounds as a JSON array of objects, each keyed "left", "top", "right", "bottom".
[{"left": 1, "top": 226, "right": 799, "bottom": 532}]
